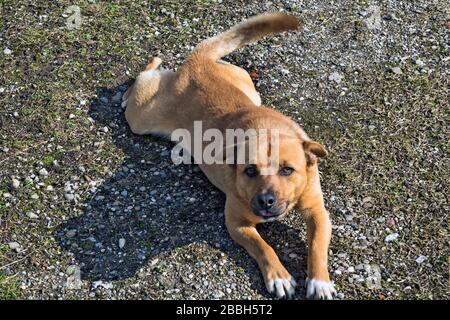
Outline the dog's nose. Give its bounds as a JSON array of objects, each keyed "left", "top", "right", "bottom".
[{"left": 256, "top": 192, "right": 276, "bottom": 209}]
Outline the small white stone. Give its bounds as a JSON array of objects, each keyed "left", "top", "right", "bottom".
[
  {"left": 119, "top": 238, "right": 126, "bottom": 249},
  {"left": 92, "top": 281, "right": 113, "bottom": 290},
  {"left": 38, "top": 168, "right": 49, "bottom": 176},
  {"left": 3, "top": 48, "right": 12, "bottom": 55},
  {"left": 68, "top": 113, "right": 76, "bottom": 119},
  {"left": 64, "top": 193, "right": 75, "bottom": 201},
  {"left": 188, "top": 197, "right": 196, "bottom": 203},
  {"left": 347, "top": 266, "right": 355, "bottom": 273},
  {"left": 392, "top": 67, "right": 403, "bottom": 74},
  {"left": 8, "top": 242, "right": 20, "bottom": 251},
  {"left": 30, "top": 193, "right": 39, "bottom": 200},
  {"left": 415, "top": 255, "right": 427, "bottom": 264},
  {"left": 26, "top": 212, "right": 39, "bottom": 219},
  {"left": 384, "top": 233, "right": 399, "bottom": 242},
  {"left": 0, "top": 87, "right": 5, "bottom": 93},
  {"left": 11, "top": 178, "right": 21, "bottom": 190},
  {"left": 364, "top": 5, "right": 382, "bottom": 30},
  {"left": 415, "top": 59, "right": 425, "bottom": 68},
  {"left": 328, "top": 72, "right": 344, "bottom": 84}
]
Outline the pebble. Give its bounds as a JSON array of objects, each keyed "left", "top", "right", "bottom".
[
  {"left": 3, "top": 192, "right": 12, "bottom": 198},
  {"left": 8, "top": 242, "right": 20, "bottom": 251},
  {"left": 415, "top": 255, "right": 427, "bottom": 264},
  {"left": 68, "top": 113, "right": 76, "bottom": 119},
  {"left": 386, "top": 218, "right": 396, "bottom": 227},
  {"left": 119, "top": 238, "right": 126, "bottom": 249},
  {"left": 121, "top": 190, "right": 128, "bottom": 197},
  {"left": 364, "top": 5, "right": 382, "bottom": 30},
  {"left": 392, "top": 67, "right": 403, "bottom": 74},
  {"left": 4, "top": 48, "right": 12, "bottom": 55},
  {"left": 111, "top": 92, "right": 122, "bottom": 103},
  {"left": 92, "top": 280, "right": 113, "bottom": 290},
  {"left": 347, "top": 266, "right": 355, "bottom": 273},
  {"left": 11, "top": 178, "right": 20, "bottom": 190},
  {"left": 0, "top": 87, "right": 5, "bottom": 93},
  {"left": 38, "top": 168, "right": 49, "bottom": 176},
  {"left": 26, "top": 212, "right": 39, "bottom": 219},
  {"left": 66, "top": 229, "right": 76, "bottom": 238},
  {"left": 30, "top": 193, "right": 39, "bottom": 200},
  {"left": 415, "top": 59, "right": 425, "bottom": 68},
  {"left": 328, "top": 72, "right": 344, "bottom": 84},
  {"left": 384, "top": 233, "right": 399, "bottom": 242},
  {"left": 64, "top": 193, "right": 75, "bottom": 201}
]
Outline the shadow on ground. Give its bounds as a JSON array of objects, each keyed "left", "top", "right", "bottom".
[{"left": 54, "top": 82, "right": 307, "bottom": 298}]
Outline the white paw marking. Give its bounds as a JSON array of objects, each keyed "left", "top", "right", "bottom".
[
  {"left": 266, "top": 277, "right": 296, "bottom": 299},
  {"left": 306, "top": 278, "right": 337, "bottom": 300}
]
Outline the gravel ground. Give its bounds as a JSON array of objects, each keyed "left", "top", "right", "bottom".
[{"left": 0, "top": 0, "right": 449, "bottom": 300}]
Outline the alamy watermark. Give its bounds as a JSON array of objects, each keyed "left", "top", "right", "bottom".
[
  {"left": 170, "top": 121, "right": 283, "bottom": 175},
  {"left": 64, "top": 5, "right": 82, "bottom": 30}
]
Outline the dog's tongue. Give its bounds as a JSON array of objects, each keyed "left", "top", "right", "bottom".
[{"left": 261, "top": 211, "right": 279, "bottom": 218}]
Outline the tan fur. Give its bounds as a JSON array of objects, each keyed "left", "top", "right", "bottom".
[{"left": 124, "top": 13, "right": 334, "bottom": 299}]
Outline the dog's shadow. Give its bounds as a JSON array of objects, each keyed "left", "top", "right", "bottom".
[{"left": 54, "top": 81, "right": 308, "bottom": 298}]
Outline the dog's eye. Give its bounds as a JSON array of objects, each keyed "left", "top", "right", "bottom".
[
  {"left": 279, "top": 167, "right": 294, "bottom": 176},
  {"left": 244, "top": 165, "right": 258, "bottom": 177}
]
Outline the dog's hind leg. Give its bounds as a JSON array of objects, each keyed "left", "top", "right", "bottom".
[
  {"left": 122, "top": 57, "right": 162, "bottom": 108},
  {"left": 124, "top": 57, "right": 177, "bottom": 136},
  {"left": 124, "top": 57, "right": 167, "bottom": 135}
]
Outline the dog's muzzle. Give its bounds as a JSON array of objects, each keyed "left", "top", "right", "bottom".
[{"left": 251, "top": 191, "right": 286, "bottom": 220}]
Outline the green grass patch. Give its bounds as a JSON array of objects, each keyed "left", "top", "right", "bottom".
[{"left": 0, "top": 274, "right": 21, "bottom": 300}]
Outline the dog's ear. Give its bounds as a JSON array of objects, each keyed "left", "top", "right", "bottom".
[{"left": 303, "top": 141, "right": 327, "bottom": 165}]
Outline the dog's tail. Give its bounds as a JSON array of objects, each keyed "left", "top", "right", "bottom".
[{"left": 193, "top": 13, "right": 300, "bottom": 61}]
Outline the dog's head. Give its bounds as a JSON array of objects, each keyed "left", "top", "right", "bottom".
[{"left": 232, "top": 132, "right": 327, "bottom": 222}]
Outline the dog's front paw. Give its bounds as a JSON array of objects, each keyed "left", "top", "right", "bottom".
[
  {"left": 265, "top": 269, "right": 297, "bottom": 299},
  {"left": 305, "top": 278, "right": 337, "bottom": 300}
]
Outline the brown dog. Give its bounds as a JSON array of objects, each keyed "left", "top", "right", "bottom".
[{"left": 123, "top": 13, "right": 337, "bottom": 299}]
